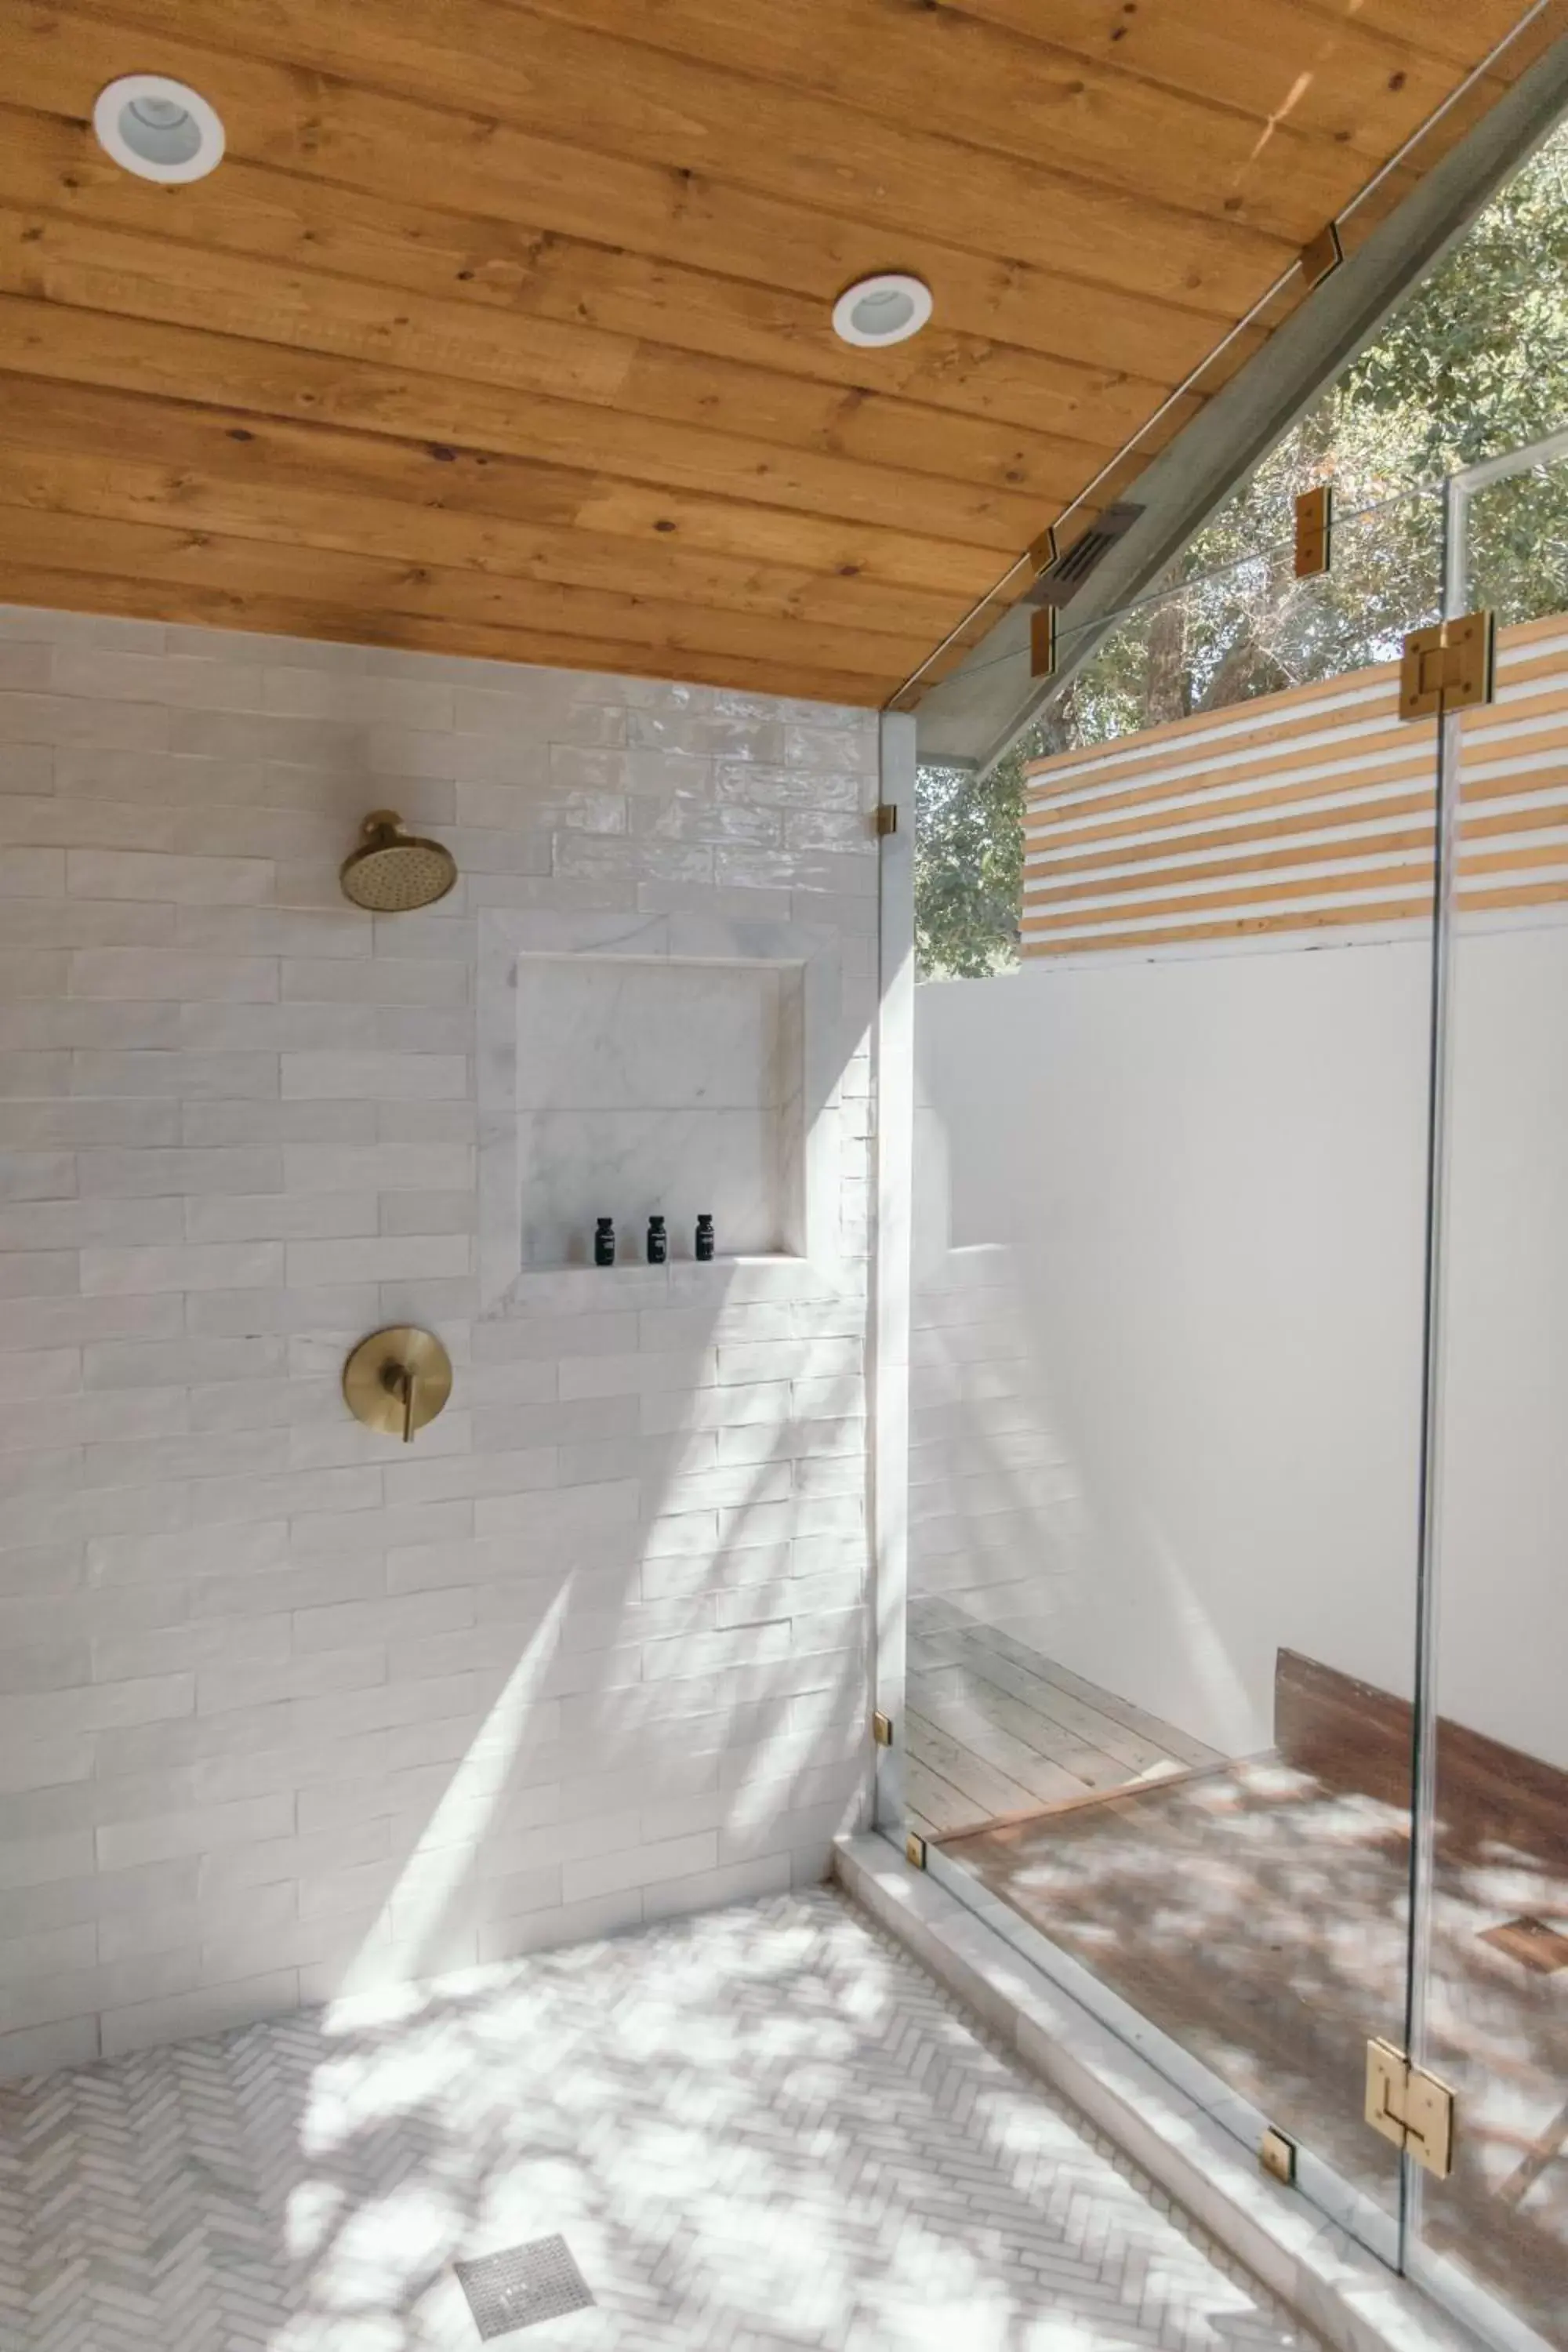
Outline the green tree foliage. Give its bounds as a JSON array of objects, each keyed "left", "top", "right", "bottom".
[
  {"left": 913, "top": 755, "right": 1026, "bottom": 976},
  {"left": 914, "top": 123, "right": 1568, "bottom": 979}
]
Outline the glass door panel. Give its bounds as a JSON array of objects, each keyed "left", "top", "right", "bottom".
[
  {"left": 901, "top": 488, "right": 1445, "bottom": 2245},
  {"left": 1411, "top": 434, "right": 1568, "bottom": 2350}
]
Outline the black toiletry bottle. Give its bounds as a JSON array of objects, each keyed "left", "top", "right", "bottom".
[
  {"left": 593, "top": 1217, "right": 615, "bottom": 1267},
  {"left": 695, "top": 1214, "right": 715, "bottom": 1261},
  {"left": 646, "top": 1214, "right": 667, "bottom": 1265}
]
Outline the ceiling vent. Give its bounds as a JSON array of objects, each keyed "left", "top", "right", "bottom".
[{"left": 1028, "top": 502, "right": 1144, "bottom": 609}]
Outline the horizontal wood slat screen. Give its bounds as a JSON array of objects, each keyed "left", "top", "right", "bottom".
[{"left": 1022, "top": 614, "right": 1568, "bottom": 958}]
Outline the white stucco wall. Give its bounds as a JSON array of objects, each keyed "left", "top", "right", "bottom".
[{"left": 911, "top": 922, "right": 1567, "bottom": 1773}]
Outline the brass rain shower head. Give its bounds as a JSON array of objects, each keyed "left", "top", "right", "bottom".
[{"left": 339, "top": 811, "right": 458, "bottom": 913}]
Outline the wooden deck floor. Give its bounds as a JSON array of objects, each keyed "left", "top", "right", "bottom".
[
  {"left": 913, "top": 1613, "right": 1568, "bottom": 2350},
  {"left": 904, "top": 1595, "right": 1223, "bottom": 1841}
]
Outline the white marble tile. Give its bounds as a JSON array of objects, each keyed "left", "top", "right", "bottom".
[
  {"left": 477, "top": 909, "right": 846, "bottom": 1304},
  {"left": 519, "top": 1107, "right": 782, "bottom": 1265},
  {"left": 1, "top": 1887, "right": 1312, "bottom": 2350},
  {"left": 514, "top": 953, "right": 785, "bottom": 1112}
]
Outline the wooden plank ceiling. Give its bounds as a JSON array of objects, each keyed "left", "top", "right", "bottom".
[{"left": 0, "top": 0, "right": 1549, "bottom": 705}]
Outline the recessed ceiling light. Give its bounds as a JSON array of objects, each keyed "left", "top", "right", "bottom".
[
  {"left": 832, "top": 273, "right": 933, "bottom": 349},
  {"left": 93, "top": 74, "right": 225, "bottom": 184}
]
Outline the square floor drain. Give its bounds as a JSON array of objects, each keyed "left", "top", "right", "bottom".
[
  {"left": 1479, "top": 1916, "right": 1568, "bottom": 1974},
  {"left": 454, "top": 2237, "right": 595, "bottom": 2339}
]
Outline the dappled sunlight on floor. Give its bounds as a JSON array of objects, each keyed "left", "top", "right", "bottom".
[
  {"left": 943, "top": 1745, "right": 1568, "bottom": 2347},
  {"left": 0, "top": 1888, "right": 1316, "bottom": 2350}
]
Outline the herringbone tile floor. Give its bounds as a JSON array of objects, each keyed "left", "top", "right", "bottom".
[{"left": 0, "top": 1886, "right": 1318, "bottom": 2350}]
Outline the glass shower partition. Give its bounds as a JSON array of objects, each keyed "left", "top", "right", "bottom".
[
  {"left": 892, "top": 486, "right": 1449, "bottom": 2267},
  {"left": 1406, "top": 428, "right": 1568, "bottom": 2352}
]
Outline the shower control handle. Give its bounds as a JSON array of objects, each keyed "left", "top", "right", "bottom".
[
  {"left": 343, "top": 1327, "right": 452, "bottom": 1444},
  {"left": 383, "top": 1359, "right": 418, "bottom": 1443}
]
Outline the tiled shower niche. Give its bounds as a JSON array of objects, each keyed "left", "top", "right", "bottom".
[
  {"left": 514, "top": 952, "right": 804, "bottom": 1265},
  {"left": 479, "top": 909, "right": 846, "bottom": 1304}
]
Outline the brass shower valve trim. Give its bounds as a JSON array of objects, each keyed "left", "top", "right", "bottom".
[{"left": 343, "top": 1326, "right": 453, "bottom": 1443}]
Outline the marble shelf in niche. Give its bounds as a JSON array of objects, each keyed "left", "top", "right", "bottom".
[
  {"left": 488, "top": 1253, "right": 841, "bottom": 1319},
  {"left": 533, "top": 1253, "right": 801, "bottom": 1276}
]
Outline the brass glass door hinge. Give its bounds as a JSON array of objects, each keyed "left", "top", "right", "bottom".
[
  {"left": 873, "top": 803, "right": 898, "bottom": 837},
  {"left": 1365, "top": 2039, "right": 1455, "bottom": 2177},
  {"left": 1399, "top": 612, "right": 1494, "bottom": 720},
  {"left": 872, "top": 1710, "right": 894, "bottom": 1746},
  {"left": 905, "top": 1831, "right": 927, "bottom": 1870}
]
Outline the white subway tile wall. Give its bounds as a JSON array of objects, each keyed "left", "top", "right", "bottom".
[{"left": 0, "top": 605, "right": 879, "bottom": 2076}]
